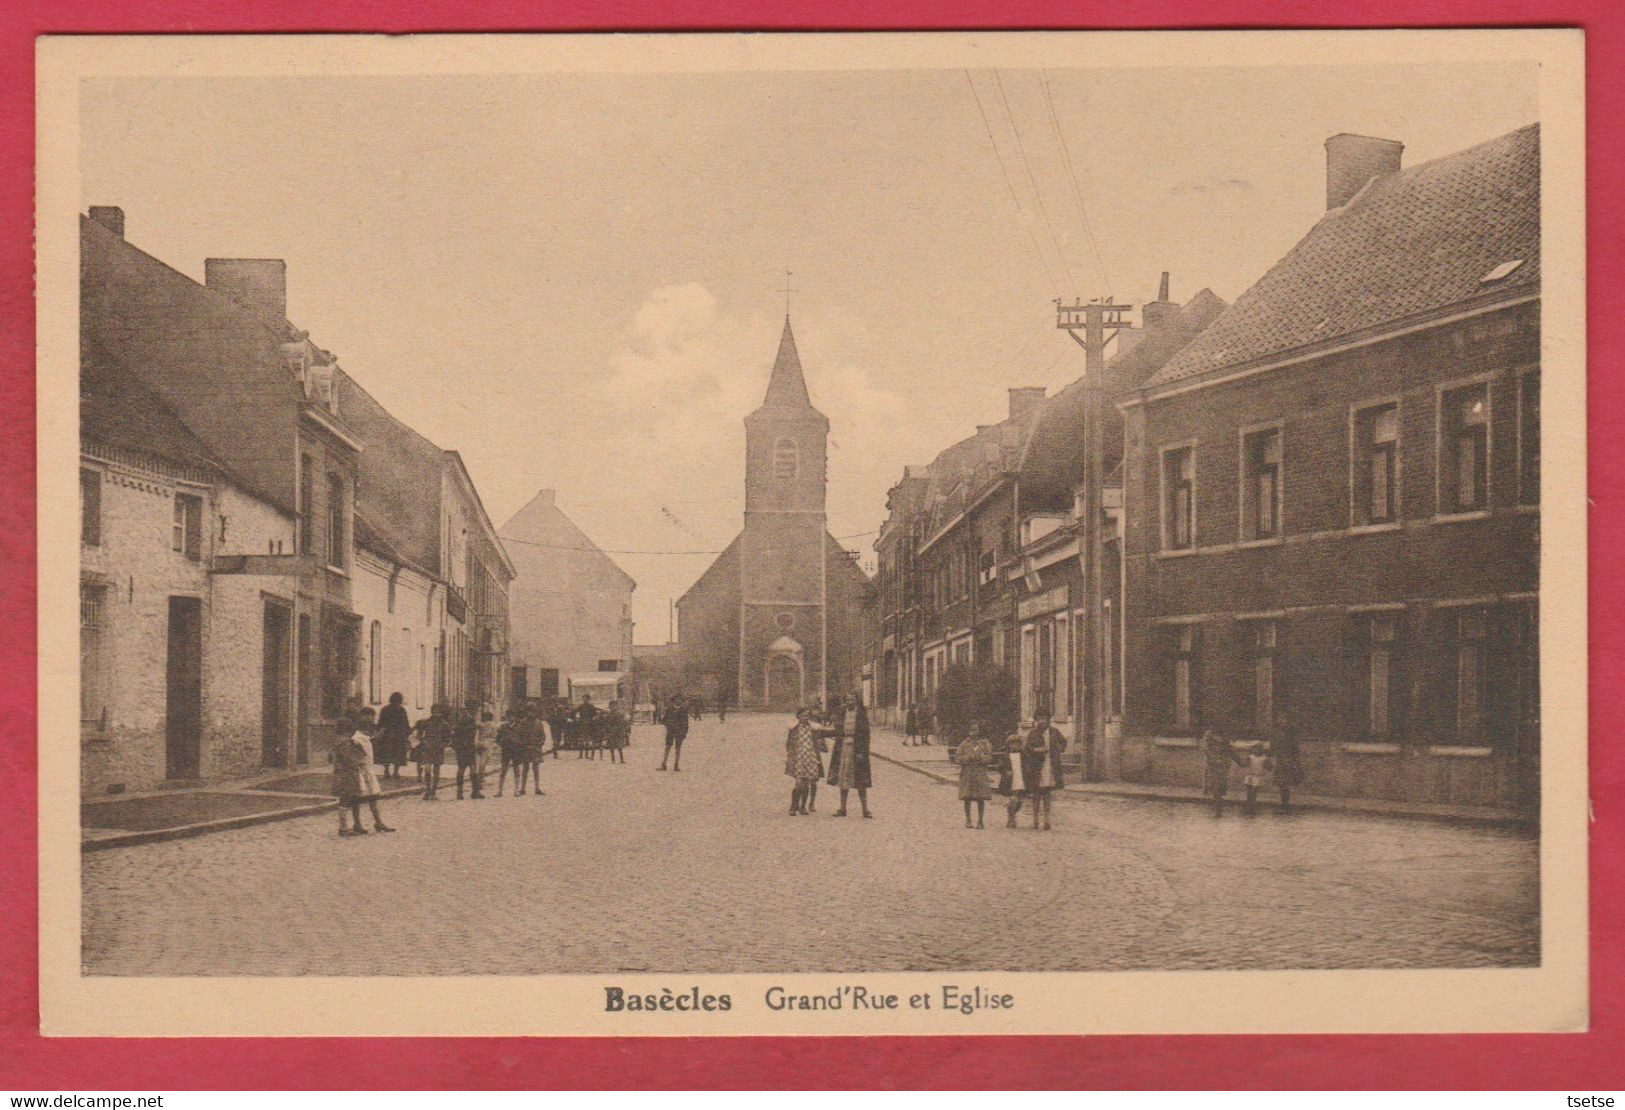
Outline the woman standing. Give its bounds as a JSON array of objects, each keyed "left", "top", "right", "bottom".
[
  {"left": 1271, "top": 711, "right": 1304, "bottom": 813},
  {"left": 827, "top": 696, "right": 874, "bottom": 818},
  {"left": 954, "top": 720, "right": 994, "bottom": 829},
  {"left": 1019, "top": 713, "right": 1067, "bottom": 831},
  {"left": 375, "top": 692, "right": 411, "bottom": 782}
]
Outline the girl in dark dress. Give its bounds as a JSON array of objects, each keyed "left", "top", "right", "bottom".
[{"left": 375, "top": 692, "right": 412, "bottom": 782}]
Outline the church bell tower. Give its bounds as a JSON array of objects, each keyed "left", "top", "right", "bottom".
[{"left": 739, "top": 317, "right": 830, "bottom": 709}]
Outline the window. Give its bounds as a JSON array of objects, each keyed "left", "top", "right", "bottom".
[
  {"left": 298, "top": 455, "right": 315, "bottom": 554},
  {"left": 978, "top": 548, "right": 997, "bottom": 587},
  {"left": 597, "top": 659, "right": 619, "bottom": 673},
  {"left": 1248, "top": 620, "right": 1276, "bottom": 730},
  {"left": 1519, "top": 369, "right": 1540, "bottom": 504},
  {"left": 387, "top": 575, "right": 397, "bottom": 614},
  {"left": 172, "top": 493, "right": 202, "bottom": 561},
  {"left": 1354, "top": 404, "right": 1400, "bottom": 525},
  {"left": 1163, "top": 623, "right": 1200, "bottom": 731},
  {"left": 80, "top": 469, "right": 102, "bottom": 547},
  {"left": 1241, "top": 427, "right": 1282, "bottom": 540},
  {"left": 418, "top": 643, "right": 428, "bottom": 709},
  {"left": 326, "top": 472, "right": 346, "bottom": 566},
  {"left": 1441, "top": 383, "right": 1489, "bottom": 513},
  {"left": 1367, "top": 612, "right": 1399, "bottom": 738},
  {"left": 80, "top": 584, "right": 109, "bottom": 733},
  {"left": 1162, "top": 446, "right": 1195, "bottom": 550},
  {"left": 368, "top": 620, "right": 382, "bottom": 704},
  {"left": 1053, "top": 614, "right": 1071, "bottom": 720},
  {"left": 773, "top": 437, "right": 798, "bottom": 480},
  {"left": 1456, "top": 609, "right": 1488, "bottom": 742}
]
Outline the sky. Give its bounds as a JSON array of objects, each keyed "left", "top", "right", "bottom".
[{"left": 79, "top": 59, "right": 1537, "bottom": 640}]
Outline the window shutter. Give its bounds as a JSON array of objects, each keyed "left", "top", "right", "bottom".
[{"left": 184, "top": 497, "right": 202, "bottom": 560}]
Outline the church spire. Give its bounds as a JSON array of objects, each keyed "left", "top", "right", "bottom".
[{"left": 761, "top": 316, "right": 814, "bottom": 409}]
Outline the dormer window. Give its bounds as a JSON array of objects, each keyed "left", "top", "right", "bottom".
[
  {"left": 773, "top": 437, "right": 798, "bottom": 480},
  {"left": 306, "top": 361, "right": 337, "bottom": 414}
]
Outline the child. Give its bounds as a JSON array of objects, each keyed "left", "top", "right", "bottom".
[
  {"left": 334, "top": 709, "right": 394, "bottom": 835},
  {"left": 1242, "top": 742, "right": 1274, "bottom": 816},
  {"left": 954, "top": 721, "right": 994, "bottom": 829},
  {"left": 494, "top": 711, "right": 525, "bottom": 797},
  {"left": 470, "top": 709, "right": 497, "bottom": 800}
]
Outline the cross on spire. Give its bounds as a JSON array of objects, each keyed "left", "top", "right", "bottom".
[{"left": 780, "top": 270, "right": 798, "bottom": 318}]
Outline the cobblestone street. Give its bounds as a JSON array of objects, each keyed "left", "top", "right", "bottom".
[{"left": 81, "top": 715, "right": 1539, "bottom": 976}]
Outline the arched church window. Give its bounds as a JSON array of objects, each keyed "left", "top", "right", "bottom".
[{"left": 773, "top": 437, "right": 798, "bottom": 480}]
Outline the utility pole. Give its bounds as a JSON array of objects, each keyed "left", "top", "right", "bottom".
[{"left": 1055, "top": 298, "right": 1133, "bottom": 781}]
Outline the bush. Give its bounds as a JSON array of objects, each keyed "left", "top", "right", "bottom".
[{"left": 934, "top": 662, "right": 1019, "bottom": 744}]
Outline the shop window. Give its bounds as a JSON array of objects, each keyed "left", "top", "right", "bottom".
[
  {"left": 1441, "top": 383, "right": 1490, "bottom": 513},
  {"left": 172, "top": 493, "right": 202, "bottom": 561},
  {"left": 1354, "top": 403, "right": 1399, "bottom": 525},
  {"left": 1162, "top": 445, "right": 1195, "bottom": 550},
  {"left": 1241, "top": 427, "right": 1282, "bottom": 540}
]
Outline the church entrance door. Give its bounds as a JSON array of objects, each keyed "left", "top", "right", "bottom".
[{"left": 765, "top": 654, "right": 803, "bottom": 710}]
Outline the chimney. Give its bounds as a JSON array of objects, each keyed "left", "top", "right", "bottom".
[
  {"left": 88, "top": 206, "right": 125, "bottom": 238},
  {"left": 976, "top": 424, "right": 993, "bottom": 435},
  {"left": 205, "top": 258, "right": 287, "bottom": 320},
  {"left": 1324, "top": 133, "right": 1404, "bottom": 210},
  {"left": 1008, "top": 387, "right": 1046, "bottom": 421},
  {"left": 1141, "top": 270, "right": 1177, "bottom": 330}
]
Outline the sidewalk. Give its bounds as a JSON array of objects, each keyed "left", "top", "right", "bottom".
[
  {"left": 866, "top": 724, "right": 1531, "bottom": 828},
  {"left": 82, "top": 767, "right": 441, "bottom": 851}
]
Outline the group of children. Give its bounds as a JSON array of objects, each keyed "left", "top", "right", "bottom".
[
  {"left": 951, "top": 713, "right": 1069, "bottom": 830},
  {"left": 1202, "top": 725, "right": 1304, "bottom": 816},
  {"left": 329, "top": 694, "right": 634, "bottom": 837}
]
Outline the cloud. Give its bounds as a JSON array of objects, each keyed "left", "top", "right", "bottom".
[{"left": 1171, "top": 177, "right": 1256, "bottom": 197}]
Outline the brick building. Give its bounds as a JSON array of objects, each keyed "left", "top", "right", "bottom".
[
  {"left": 1117, "top": 125, "right": 1541, "bottom": 810},
  {"left": 868, "top": 280, "right": 1224, "bottom": 761},
  {"left": 333, "top": 372, "right": 517, "bottom": 714},
  {"left": 80, "top": 207, "right": 364, "bottom": 790},
  {"left": 677, "top": 318, "right": 873, "bottom": 710},
  {"left": 81, "top": 206, "right": 517, "bottom": 795}
]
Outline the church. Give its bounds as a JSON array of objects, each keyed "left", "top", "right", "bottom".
[{"left": 676, "top": 318, "right": 873, "bottom": 710}]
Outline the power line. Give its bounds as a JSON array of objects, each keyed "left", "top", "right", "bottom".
[
  {"left": 963, "top": 69, "right": 1063, "bottom": 294},
  {"left": 991, "top": 68, "right": 1079, "bottom": 296},
  {"left": 499, "top": 528, "right": 880, "bottom": 558},
  {"left": 1040, "top": 68, "right": 1112, "bottom": 299}
]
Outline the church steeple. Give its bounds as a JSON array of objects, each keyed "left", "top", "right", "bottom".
[{"left": 760, "top": 316, "right": 817, "bottom": 412}]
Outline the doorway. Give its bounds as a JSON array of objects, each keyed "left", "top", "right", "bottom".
[
  {"left": 261, "top": 599, "right": 292, "bottom": 767},
  {"left": 165, "top": 596, "right": 203, "bottom": 779},
  {"left": 765, "top": 653, "right": 803, "bottom": 710},
  {"left": 296, "top": 613, "right": 312, "bottom": 764}
]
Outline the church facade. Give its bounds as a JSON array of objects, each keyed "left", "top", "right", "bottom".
[{"left": 676, "top": 319, "right": 872, "bottom": 710}]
